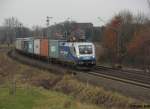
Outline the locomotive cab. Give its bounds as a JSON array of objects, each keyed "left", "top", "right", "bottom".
[{"left": 73, "top": 42, "right": 96, "bottom": 67}]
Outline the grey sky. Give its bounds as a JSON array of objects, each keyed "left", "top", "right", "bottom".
[{"left": 0, "top": 0, "right": 149, "bottom": 27}]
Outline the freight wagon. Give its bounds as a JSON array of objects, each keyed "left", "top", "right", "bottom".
[{"left": 15, "top": 37, "right": 96, "bottom": 68}]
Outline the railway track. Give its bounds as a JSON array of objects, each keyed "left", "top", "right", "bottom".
[
  {"left": 8, "top": 50, "right": 150, "bottom": 89},
  {"left": 7, "top": 50, "right": 75, "bottom": 75},
  {"left": 92, "top": 66, "right": 150, "bottom": 89}
]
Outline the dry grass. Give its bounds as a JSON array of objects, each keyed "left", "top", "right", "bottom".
[{"left": 54, "top": 75, "right": 139, "bottom": 109}]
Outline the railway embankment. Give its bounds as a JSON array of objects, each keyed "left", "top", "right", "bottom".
[{"left": 0, "top": 48, "right": 149, "bottom": 109}]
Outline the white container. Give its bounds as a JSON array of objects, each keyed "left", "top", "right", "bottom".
[
  {"left": 15, "top": 39, "right": 22, "bottom": 50},
  {"left": 34, "top": 39, "right": 40, "bottom": 55}
]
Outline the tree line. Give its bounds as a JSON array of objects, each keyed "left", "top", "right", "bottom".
[
  {"left": 0, "top": 17, "right": 102, "bottom": 44},
  {"left": 101, "top": 10, "right": 150, "bottom": 69}
]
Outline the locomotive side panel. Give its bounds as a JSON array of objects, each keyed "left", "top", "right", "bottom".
[{"left": 59, "top": 44, "right": 77, "bottom": 64}]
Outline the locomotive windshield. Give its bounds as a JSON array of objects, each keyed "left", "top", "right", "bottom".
[{"left": 78, "top": 45, "right": 92, "bottom": 54}]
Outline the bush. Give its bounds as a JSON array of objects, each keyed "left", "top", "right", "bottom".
[
  {"left": 29, "top": 71, "right": 62, "bottom": 89},
  {"left": 54, "top": 75, "right": 85, "bottom": 95},
  {"left": 54, "top": 75, "right": 135, "bottom": 109}
]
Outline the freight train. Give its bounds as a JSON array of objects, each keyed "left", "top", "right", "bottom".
[{"left": 15, "top": 37, "right": 96, "bottom": 68}]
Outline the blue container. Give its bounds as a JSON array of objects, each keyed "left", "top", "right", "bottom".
[
  {"left": 28, "top": 40, "right": 34, "bottom": 54},
  {"left": 22, "top": 37, "right": 34, "bottom": 54}
]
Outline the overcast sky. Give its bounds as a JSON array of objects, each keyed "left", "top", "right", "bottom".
[{"left": 0, "top": 0, "right": 149, "bottom": 28}]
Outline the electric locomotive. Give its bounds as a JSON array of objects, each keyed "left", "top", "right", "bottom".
[{"left": 59, "top": 41, "right": 96, "bottom": 67}]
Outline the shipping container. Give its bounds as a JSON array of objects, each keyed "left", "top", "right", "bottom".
[
  {"left": 20, "top": 40, "right": 24, "bottom": 50},
  {"left": 48, "top": 40, "right": 59, "bottom": 58},
  {"left": 40, "top": 39, "right": 48, "bottom": 57},
  {"left": 28, "top": 40, "right": 34, "bottom": 54},
  {"left": 16, "top": 38, "right": 25, "bottom": 50},
  {"left": 34, "top": 39, "right": 40, "bottom": 55},
  {"left": 22, "top": 37, "right": 34, "bottom": 54},
  {"left": 15, "top": 39, "right": 22, "bottom": 50},
  {"left": 48, "top": 40, "right": 66, "bottom": 58},
  {"left": 23, "top": 40, "right": 28, "bottom": 52}
]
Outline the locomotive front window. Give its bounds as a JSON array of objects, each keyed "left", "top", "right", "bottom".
[{"left": 78, "top": 45, "right": 92, "bottom": 54}]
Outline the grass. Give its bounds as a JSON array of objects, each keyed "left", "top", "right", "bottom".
[
  {"left": 0, "top": 87, "right": 101, "bottom": 109},
  {"left": 0, "top": 88, "right": 38, "bottom": 109}
]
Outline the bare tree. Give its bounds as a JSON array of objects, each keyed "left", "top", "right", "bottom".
[
  {"left": 32, "top": 25, "right": 44, "bottom": 37},
  {"left": 3, "top": 17, "right": 22, "bottom": 44}
]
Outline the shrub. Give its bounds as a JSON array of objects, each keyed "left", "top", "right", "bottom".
[
  {"left": 54, "top": 75, "right": 85, "bottom": 95},
  {"left": 54, "top": 75, "right": 136, "bottom": 109},
  {"left": 29, "top": 71, "right": 62, "bottom": 89}
]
